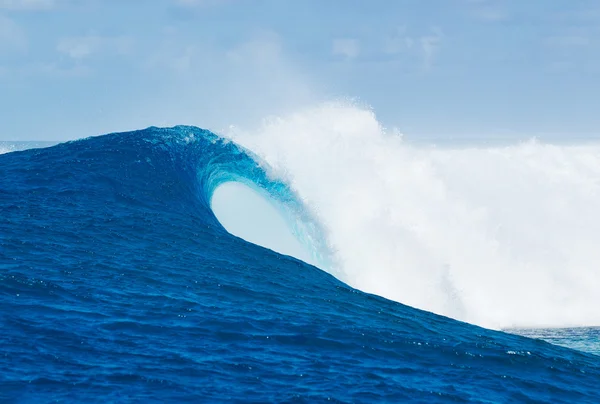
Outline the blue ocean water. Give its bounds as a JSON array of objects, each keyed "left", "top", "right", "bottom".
[{"left": 1, "top": 127, "right": 599, "bottom": 403}]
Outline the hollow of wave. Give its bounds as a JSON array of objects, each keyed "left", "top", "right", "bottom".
[
  {"left": 211, "top": 181, "right": 316, "bottom": 265},
  {"left": 1, "top": 126, "right": 600, "bottom": 402}
]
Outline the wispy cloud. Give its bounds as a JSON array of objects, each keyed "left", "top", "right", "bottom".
[
  {"left": 543, "top": 26, "right": 598, "bottom": 73},
  {"left": 420, "top": 28, "right": 443, "bottom": 70},
  {"left": 382, "top": 26, "right": 443, "bottom": 70},
  {"left": 143, "top": 29, "right": 314, "bottom": 128},
  {"left": 332, "top": 38, "right": 360, "bottom": 59},
  {"left": 546, "top": 35, "right": 591, "bottom": 48},
  {"left": 472, "top": 8, "right": 508, "bottom": 22},
  {"left": 0, "top": 14, "right": 26, "bottom": 51},
  {"left": 172, "top": 0, "right": 230, "bottom": 8},
  {"left": 0, "top": 0, "right": 56, "bottom": 11},
  {"left": 56, "top": 34, "right": 134, "bottom": 61},
  {"left": 0, "top": 60, "right": 93, "bottom": 79},
  {"left": 25, "top": 61, "right": 92, "bottom": 77},
  {"left": 383, "top": 26, "right": 414, "bottom": 54},
  {"left": 465, "top": 0, "right": 509, "bottom": 22},
  {"left": 549, "top": 6, "right": 600, "bottom": 24}
]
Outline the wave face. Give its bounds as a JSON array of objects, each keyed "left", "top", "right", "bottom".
[
  {"left": 1, "top": 126, "right": 600, "bottom": 402},
  {"left": 229, "top": 103, "right": 600, "bottom": 329}
]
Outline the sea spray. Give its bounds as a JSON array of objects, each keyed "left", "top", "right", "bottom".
[{"left": 228, "top": 102, "right": 600, "bottom": 329}]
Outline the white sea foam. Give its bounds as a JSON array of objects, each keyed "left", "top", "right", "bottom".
[
  {"left": 0, "top": 144, "right": 14, "bottom": 154},
  {"left": 223, "top": 101, "right": 600, "bottom": 329}
]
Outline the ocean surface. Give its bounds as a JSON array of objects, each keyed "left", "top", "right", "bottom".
[{"left": 1, "top": 125, "right": 600, "bottom": 403}]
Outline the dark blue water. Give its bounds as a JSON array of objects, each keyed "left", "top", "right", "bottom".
[{"left": 1, "top": 127, "right": 599, "bottom": 403}]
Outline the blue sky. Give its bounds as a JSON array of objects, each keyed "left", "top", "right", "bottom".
[{"left": 0, "top": 0, "right": 599, "bottom": 140}]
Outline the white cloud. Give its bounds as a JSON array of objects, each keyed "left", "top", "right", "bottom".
[
  {"left": 56, "top": 35, "right": 134, "bottom": 60},
  {"left": 0, "top": 0, "right": 56, "bottom": 11},
  {"left": 25, "top": 61, "right": 92, "bottom": 77},
  {"left": 382, "top": 26, "right": 443, "bottom": 71},
  {"left": 472, "top": 8, "right": 508, "bottom": 21},
  {"left": 546, "top": 35, "right": 591, "bottom": 48},
  {"left": 547, "top": 61, "right": 575, "bottom": 72},
  {"left": 0, "top": 60, "right": 93, "bottom": 79},
  {"left": 172, "top": 0, "right": 229, "bottom": 7},
  {"left": 332, "top": 38, "right": 360, "bottom": 59},
  {"left": 465, "top": 0, "right": 509, "bottom": 22},
  {"left": 164, "top": 45, "right": 196, "bottom": 73},
  {"left": 420, "top": 28, "right": 443, "bottom": 70},
  {"left": 0, "top": 14, "right": 26, "bottom": 51},
  {"left": 141, "top": 30, "right": 315, "bottom": 132},
  {"left": 226, "top": 31, "right": 284, "bottom": 64},
  {"left": 383, "top": 26, "right": 414, "bottom": 54},
  {"left": 551, "top": 7, "right": 600, "bottom": 23}
]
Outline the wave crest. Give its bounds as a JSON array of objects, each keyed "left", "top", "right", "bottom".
[{"left": 226, "top": 102, "right": 600, "bottom": 329}]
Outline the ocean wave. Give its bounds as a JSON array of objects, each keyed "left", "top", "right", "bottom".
[{"left": 1, "top": 124, "right": 600, "bottom": 402}]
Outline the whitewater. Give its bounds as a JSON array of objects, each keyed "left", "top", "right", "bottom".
[{"left": 222, "top": 102, "right": 600, "bottom": 330}]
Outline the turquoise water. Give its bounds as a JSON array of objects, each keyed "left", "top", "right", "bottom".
[{"left": 509, "top": 328, "right": 600, "bottom": 357}]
